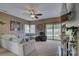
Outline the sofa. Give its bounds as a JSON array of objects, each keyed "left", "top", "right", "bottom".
[{"left": 0, "top": 34, "right": 35, "bottom": 56}]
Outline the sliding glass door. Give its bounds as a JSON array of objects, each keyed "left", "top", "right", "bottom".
[
  {"left": 54, "top": 24, "right": 61, "bottom": 40},
  {"left": 46, "top": 24, "right": 61, "bottom": 40},
  {"left": 46, "top": 24, "right": 54, "bottom": 39}
]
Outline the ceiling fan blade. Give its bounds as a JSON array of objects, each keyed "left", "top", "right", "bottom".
[
  {"left": 30, "top": 9, "right": 36, "bottom": 15},
  {"left": 36, "top": 14, "right": 42, "bottom": 16},
  {"left": 35, "top": 16, "right": 38, "bottom": 19}
]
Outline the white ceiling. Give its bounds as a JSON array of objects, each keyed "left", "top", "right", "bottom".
[{"left": 0, "top": 3, "right": 64, "bottom": 21}]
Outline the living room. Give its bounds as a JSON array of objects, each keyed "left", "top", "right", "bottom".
[{"left": 0, "top": 3, "right": 79, "bottom": 56}]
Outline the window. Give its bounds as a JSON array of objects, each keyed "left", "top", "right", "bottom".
[
  {"left": 24, "top": 24, "right": 30, "bottom": 33},
  {"left": 46, "top": 24, "right": 53, "bottom": 39},
  {"left": 24, "top": 24, "right": 36, "bottom": 34},
  {"left": 54, "top": 24, "right": 61, "bottom": 40},
  {"left": 30, "top": 25, "right": 36, "bottom": 34},
  {"left": 46, "top": 24, "right": 61, "bottom": 40}
]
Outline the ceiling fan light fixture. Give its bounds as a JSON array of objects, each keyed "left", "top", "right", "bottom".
[{"left": 31, "top": 15, "right": 35, "bottom": 18}]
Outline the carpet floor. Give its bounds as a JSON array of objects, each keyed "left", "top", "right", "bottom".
[
  {"left": 0, "top": 40, "right": 61, "bottom": 56},
  {"left": 0, "top": 47, "right": 16, "bottom": 56}
]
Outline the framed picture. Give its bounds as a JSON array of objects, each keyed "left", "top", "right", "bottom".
[
  {"left": 36, "top": 24, "right": 45, "bottom": 31},
  {"left": 10, "top": 21, "right": 24, "bottom": 31},
  {"left": 10, "top": 21, "right": 15, "bottom": 31},
  {"left": 15, "top": 22, "right": 20, "bottom": 31}
]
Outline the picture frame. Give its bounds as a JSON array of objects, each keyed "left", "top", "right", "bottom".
[
  {"left": 10, "top": 21, "right": 24, "bottom": 31},
  {"left": 37, "top": 24, "right": 45, "bottom": 31}
]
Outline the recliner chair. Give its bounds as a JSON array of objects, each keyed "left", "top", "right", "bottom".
[{"left": 35, "top": 32, "right": 47, "bottom": 41}]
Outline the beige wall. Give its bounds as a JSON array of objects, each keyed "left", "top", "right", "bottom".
[
  {"left": 0, "top": 12, "right": 29, "bottom": 34},
  {"left": 30, "top": 16, "right": 67, "bottom": 34},
  {"left": 30, "top": 17, "right": 62, "bottom": 24},
  {"left": 30, "top": 17, "right": 61, "bottom": 33},
  {"left": 0, "top": 12, "right": 66, "bottom": 34}
]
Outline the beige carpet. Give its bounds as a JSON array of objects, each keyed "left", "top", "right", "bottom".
[
  {"left": 0, "top": 47, "right": 16, "bottom": 56},
  {"left": 0, "top": 47, "right": 7, "bottom": 53},
  {"left": 28, "top": 40, "right": 61, "bottom": 56},
  {"left": 0, "top": 40, "right": 61, "bottom": 56}
]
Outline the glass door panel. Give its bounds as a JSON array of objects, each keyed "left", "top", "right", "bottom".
[
  {"left": 54, "top": 24, "right": 61, "bottom": 40},
  {"left": 46, "top": 24, "right": 53, "bottom": 39}
]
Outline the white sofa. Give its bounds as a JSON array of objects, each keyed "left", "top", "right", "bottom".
[{"left": 0, "top": 34, "right": 35, "bottom": 56}]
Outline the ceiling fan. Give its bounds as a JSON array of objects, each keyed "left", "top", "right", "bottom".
[
  {"left": 22, "top": 8, "right": 43, "bottom": 19},
  {"left": 29, "top": 9, "right": 42, "bottom": 19}
]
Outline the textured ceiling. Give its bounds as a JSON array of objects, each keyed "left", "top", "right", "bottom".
[{"left": 0, "top": 3, "right": 70, "bottom": 21}]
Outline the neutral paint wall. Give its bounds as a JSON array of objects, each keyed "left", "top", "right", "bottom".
[
  {"left": 0, "top": 12, "right": 29, "bottom": 34},
  {"left": 30, "top": 17, "right": 62, "bottom": 25},
  {"left": 0, "top": 11, "right": 63, "bottom": 36},
  {"left": 30, "top": 17, "right": 62, "bottom": 35}
]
